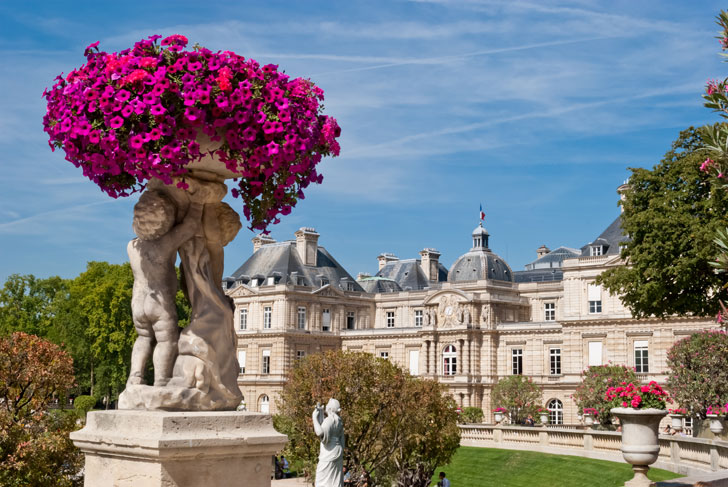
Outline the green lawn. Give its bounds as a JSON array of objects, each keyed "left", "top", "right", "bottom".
[{"left": 432, "top": 447, "right": 681, "bottom": 487}]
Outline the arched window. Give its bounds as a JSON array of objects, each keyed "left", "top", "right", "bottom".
[
  {"left": 443, "top": 345, "right": 457, "bottom": 376},
  {"left": 259, "top": 394, "right": 270, "bottom": 414},
  {"left": 547, "top": 399, "right": 563, "bottom": 425}
]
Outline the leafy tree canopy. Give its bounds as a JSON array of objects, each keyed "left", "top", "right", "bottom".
[
  {"left": 0, "top": 332, "right": 82, "bottom": 487},
  {"left": 490, "top": 375, "right": 542, "bottom": 424},
  {"left": 597, "top": 127, "right": 728, "bottom": 318},
  {"left": 275, "top": 350, "right": 460, "bottom": 487}
]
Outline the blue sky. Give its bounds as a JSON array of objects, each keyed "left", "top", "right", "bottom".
[{"left": 0, "top": 0, "right": 725, "bottom": 282}]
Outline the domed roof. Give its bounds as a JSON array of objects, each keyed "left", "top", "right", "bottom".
[{"left": 447, "top": 224, "right": 513, "bottom": 283}]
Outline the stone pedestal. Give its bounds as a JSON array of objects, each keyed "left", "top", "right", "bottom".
[{"left": 70, "top": 410, "right": 287, "bottom": 487}]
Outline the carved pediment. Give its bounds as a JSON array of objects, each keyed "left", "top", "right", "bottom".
[
  {"left": 228, "top": 285, "right": 258, "bottom": 298},
  {"left": 312, "top": 284, "right": 344, "bottom": 298},
  {"left": 431, "top": 293, "right": 472, "bottom": 328}
]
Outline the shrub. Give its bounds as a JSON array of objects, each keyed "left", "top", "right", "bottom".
[
  {"left": 667, "top": 330, "right": 728, "bottom": 418},
  {"left": 74, "top": 395, "right": 97, "bottom": 419},
  {"left": 491, "top": 375, "right": 541, "bottom": 424},
  {"left": 572, "top": 364, "right": 637, "bottom": 426},
  {"left": 459, "top": 407, "right": 484, "bottom": 424}
]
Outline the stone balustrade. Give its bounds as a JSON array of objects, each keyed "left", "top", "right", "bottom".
[{"left": 458, "top": 424, "right": 728, "bottom": 479}]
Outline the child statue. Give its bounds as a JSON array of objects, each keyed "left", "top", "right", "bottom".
[{"left": 126, "top": 185, "right": 209, "bottom": 387}]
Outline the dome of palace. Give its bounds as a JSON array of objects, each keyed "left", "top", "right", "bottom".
[{"left": 447, "top": 224, "right": 514, "bottom": 283}]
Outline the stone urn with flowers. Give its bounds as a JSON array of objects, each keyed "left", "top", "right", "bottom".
[
  {"left": 706, "top": 404, "right": 727, "bottom": 435},
  {"left": 44, "top": 33, "right": 341, "bottom": 487},
  {"left": 583, "top": 407, "right": 598, "bottom": 427},
  {"left": 537, "top": 407, "right": 549, "bottom": 425},
  {"left": 668, "top": 408, "right": 687, "bottom": 433},
  {"left": 608, "top": 381, "right": 670, "bottom": 487},
  {"left": 493, "top": 407, "right": 507, "bottom": 424},
  {"left": 42, "top": 34, "right": 341, "bottom": 411}
]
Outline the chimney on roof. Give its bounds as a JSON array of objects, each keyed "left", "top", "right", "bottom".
[
  {"left": 295, "top": 227, "right": 319, "bottom": 266},
  {"left": 252, "top": 234, "right": 276, "bottom": 253},
  {"left": 419, "top": 248, "right": 441, "bottom": 282},
  {"left": 357, "top": 272, "right": 371, "bottom": 280},
  {"left": 536, "top": 245, "right": 550, "bottom": 259},
  {"left": 377, "top": 253, "right": 399, "bottom": 271}
]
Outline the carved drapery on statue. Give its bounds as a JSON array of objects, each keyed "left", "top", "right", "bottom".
[{"left": 119, "top": 172, "right": 243, "bottom": 411}]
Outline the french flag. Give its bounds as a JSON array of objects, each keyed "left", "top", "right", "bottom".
[{"left": 479, "top": 204, "right": 485, "bottom": 221}]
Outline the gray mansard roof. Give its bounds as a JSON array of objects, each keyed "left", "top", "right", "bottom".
[
  {"left": 580, "top": 216, "right": 628, "bottom": 257},
  {"left": 227, "top": 241, "right": 364, "bottom": 292},
  {"left": 358, "top": 276, "right": 403, "bottom": 293},
  {"left": 375, "top": 259, "right": 448, "bottom": 291}
]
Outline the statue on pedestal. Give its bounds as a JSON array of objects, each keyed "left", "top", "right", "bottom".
[{"left": 313, "top": 399, "right": 345, "bottom": 487}]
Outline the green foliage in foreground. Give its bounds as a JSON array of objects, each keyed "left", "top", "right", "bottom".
[{"left": 433, "top": 447, "right": 680, "bottom": 487}]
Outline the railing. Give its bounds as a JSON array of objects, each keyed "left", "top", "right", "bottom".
[{"left": 458, "top": 424, "right": 728, "bottom": 478}]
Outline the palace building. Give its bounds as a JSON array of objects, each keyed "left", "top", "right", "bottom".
[{"left": 224, "top": 201, "right": 716, "bottom": 423}]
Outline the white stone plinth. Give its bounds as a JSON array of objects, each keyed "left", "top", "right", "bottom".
[{"left": 70, "top": 410, "right": 287, "bottom": 487}]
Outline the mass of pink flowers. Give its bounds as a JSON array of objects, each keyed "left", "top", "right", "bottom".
[
  {"left": 582, "top": 407, "right": 599, "bottom": 415},
  {"left": 706, "top": 404, "right": 728, "bottom": 416},
  {"left": 42, "top": 35, "right": 341, "bottom": 230},
  {"left": 605, "top": 381, "right": 671, "bottom": 410},
  {"left": 668, "top": 408, "right": 688, "bottom": 415}
]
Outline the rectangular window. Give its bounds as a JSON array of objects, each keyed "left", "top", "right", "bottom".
[
  {"left": 379, "top": 351, "right": 389, "bottom": 360},
  {"left": 588, "top": 284, "right": 602, "bottom": 314},
  {"left": 409, "top": 350, "right": 420, "bottom": 375},
  {"left": 297, "top": 307, "right": 306, "bottom": 330},
  {"left": 320, "top": 277, "right": 329, "bottom": 287},
  {"left": 346, "top": 311, "right": 355, "bottom": 330},
  {"left": 414, "top": 310, "right": 423, "bottom": 327},
  {"left": 634, "top": 340, "right": 649, "bottom": 373},
  {"left": 590, "top": 246, "right": 603, "bottom": 256},
  {"left": 263, "top": 306, "right": 272, "bottom": 329},
  {"left": 239, "top": 309, "right": 247, "bottom": 330},
  {"left": 296, "top": 350, "right": 306, "bottom": 360},
  {"left": 386, "top": 311, "right": 395, "bottom": 328},
  {"left": 238, "top": 350, "right": 246, "bottom": 374},
  {"left": 512, "top": 349, "right": 523, "bottom": 375},
  {"left": 549, "top": 348, "right": 561, "bottom": 375},
  {"left": 544, "top": 302, "right": 555, "bottom": 321},
  {"left": 262, "top": 349, "right": 270, "bottom": 374},
  {"left": 588, "top": 341, "right": 603, "bottom": 367},
  {"left": 266, "top": 276, "right": 275, "bottom": 286},
  {"left": 322, "top": 309, "right": 331, "bottom": 332}
]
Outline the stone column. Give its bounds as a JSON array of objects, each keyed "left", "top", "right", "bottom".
[
  {"left": 464, "top": 338, "right": 471, "bottom": 376},
  {"left": 429, "top": 340, "right": 437, "bottom": 376},
  {"left": 71, "top": 410, "right": 287, "bottom": 487},
  {"left": 458, "top": 339, "right": 464, "bottom": 376}
]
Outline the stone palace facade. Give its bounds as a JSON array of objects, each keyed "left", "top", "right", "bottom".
[{"left": 224, "top": 205, "right": 717, "bottom": 424}]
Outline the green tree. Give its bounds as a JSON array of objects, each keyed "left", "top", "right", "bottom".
[
  {"left": 491, "top": 375, "right": 542, "bottom": 425},
  {"left": 0, "top": 274, "right": 68, "bottom": 337},
  {"left": 0, "top": 332, "right": 82, "bottom": 486},
  {"left": 597, "top": 127, "right": 728, "bottom": 318},
  {"left": 666, "top": 330, "right": 728, "bottom": 418},
  {"left": 275, "top": 350, "right": 460, "bottom": 487},
  {"left": 572, "top": 364, "right": 638, "bottom": 426}
]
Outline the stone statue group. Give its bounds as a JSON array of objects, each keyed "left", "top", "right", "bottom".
[
  {"left": 118, "top": 174, "right": 243, "bottom": 411},
  {"left": 117, "top": 174, "right": 347, "bottom": 485}
]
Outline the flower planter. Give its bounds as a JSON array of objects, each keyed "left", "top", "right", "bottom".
[
  {"left": 669, "top": 414, "right": 683, "bottom": 432},
  {"left": 583, "top": 413, "right": 594, "bottom": 426},
  {"left": 707, "top": 414, "right": 724, "bottom": 435},
  {"left": 494, "top": 411, "right": 504, "bottom": 423},
  {"left": 539, "top": 412, "right": 549, "bottom": 425},
  {"left": 611, "top": 407, "right": 668, "bottom": 487}
]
